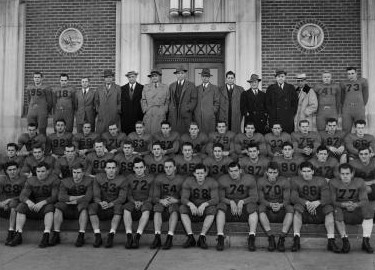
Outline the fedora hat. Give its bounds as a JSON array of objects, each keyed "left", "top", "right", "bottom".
[
  {"left": 199, "top": 68, "right": 213, "bottom": 77},
  {"left": 173, "top": 66, "right": 188, "bottom": 74},
  {"left": 275, "top": 69, "right": 287, "bottom": 77},
  {"left": 125, "top": 70, "right": 138, "bottom": 77},
  {"left": 295, "top": 73, "right": 307, "bottom": 79},
  {"left": 103, "top": 69, "right": 114, "bottom": 77},
  {"left": 247, "top": 74, "right": 261, "bottom": 83},
  {"left": 148, "top": 68, "right": 162, "bottom": 77}
]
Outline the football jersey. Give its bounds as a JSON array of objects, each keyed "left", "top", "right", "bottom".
[
  {"left": 53, "top": 156, "right": 87, "bottom": 179},
  {"left": 153, "top": 173, "right": 184, "bottom": 202},
  {"left": 203, "top": 156, "right": 233, "bottom": 180},
  {"left": 340, "top": 78, "right": 368, "bottom": 106},
  {"left": 180, "top": 132, "right": 208, "bottom": 155},
  {"left": 47, "top": 132, "right": 73, "bottom": 156},
  {"left": 291, "top": 176, "right": 331, "bottom": 205},
  {"left": 218, "top": 174, "right": 258, "bottom": 203},
  {"left": 238, "top": 156, "right": 269, "bottom": 179},
  {"left": 349, "top": 158, "right": 375, "bottom": 181},
  {"left": 320, "top": 130, "right": 345, "bottom": 149},
  {"left": 272, "top": 156, "right": 305, "bottom": 178},
  {"left": 0, "top": 155, "right": 25, "bottom": 172},
  {"left": 18, "top": 133, "right": 47, "bottom": 152},
  {"left": 126, "top": 174, "right": 154, "bottom": 202},
  {"left": 174, "top": 155, "right": 202, "bottom": 176},
  {"left": 329, "top": 177, "right": 368, "bottom": 206},
  {"left": 309, "top": 156, "right": 338, "bottom": 179},
  {"left": 101, "top": 132, "right": 127, "bottom": 151},
  {"left": 85, "top": 152, "right": 113, "bottom": 175},
  {"left": 181, "top": 176, "right": 219, "bottom": 206},
  {"left": 344, "top": 133, "right": 375, "bottom": 156},
  {"left": 291, "top": 131, "right": 321, "bottom": 155},
  {"left": 52, "top": 85, "right": 75, "bottom": 109},
  {"left": 257, "top": 175, "right": 290, "bottom": 205},
  {"left": 152, "top": 131, "right": 180, "bottom": 155},
  {"left": 73, "top": 133, "right": 99, "bottom": 151},
  {"left": 21, "top": 155, "right": 56, "bottom": 176},
  {"left": 113, "top": 153, "right": 140, "bottom": 176},
  {"left": 19, "top": 174, "right": 60, "bottom": 203},
  {"left": 26, "top": 83, "right": 52, "bottom": 110},
  {"left": 0, "top": 174, "right": 27, "bottom": 201},
  {"left": 264, "top": 132, "right": 292, "bottom": 157},
  {"left": 144, "top": 155, "right": 168, "bottom": 175},
  {"left": 314, "top": 83, "right": 341, "bottom": 108},
  {"left": 234, "top": 132, "right": 267, "bottom": 156},
  {"left": 58, "top": 176, "right": 93, "bottom": 204},
  {"left": 208, "top": 131, "right": 236, "bottom": 154},
  {"left": 127, "top": 132, "right": 152, "bottom": 156},
  {"left": 93, "top": 173, "right": 127, "bottom": 204}
]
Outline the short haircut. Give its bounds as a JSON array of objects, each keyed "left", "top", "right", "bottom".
[
  {"left": 152, "top": 141, "right": 162, "bottom": 148},
  {"left": 133, "top": 157, "right": 145, "bottom": 167},
  {"left": 246, "top": 143, "right": 259, "bottom": 150},
  {"left": 7, "top": 143, "right": 19, "bottom": 151},
  {"left": 36, "top": 161, "right": 50, "bottom": 170},
  {"left": 135, "top": 121, "right": 144, "bottom": 126},
  {"left": 339, "top": 163, "right": 354, "bottom": 173},
  {"left": 358, "top": 146, "right": 371, "bottom": 153},
  {"left": 32, "top": 143, "right": 44, "bottom": 151},
  {"left": 226, "top": 71, "right": 235, "bottom": 78},
  {"left": 212, "top": 142, "right": 224, "bottom": 150},
  {"left": 81, "top": 76, "right": 90, "bottom": 81},
  {"left": 282, "top": 141, "right": 293, "bottom": 149},
  {"left": 272, "top": 123, "right": 282, "bottom": 128},
  {"left": 326, "top": 118, "right": 337, "bottom": 125},
  {"left": 60, "top": 73, "right": 69, "bottom": 79},
  {"left": 299, "top": 161, "right": 314, "bottom": 171},
  {"left": 71, "top": 163, "right": 85, "bottom": 170},
  {"left": 94, "top": 138, "right": 105, "bottom": 146},
  {"left": 228, "top": 162, "right": 240, "bottom": 170},
  {"left": 244, "top": 122, "right": 256, "bottom": 128},
  {"left": 182, "top": 142, "right": 193, "bottom": 149},
  {"left": 105, "top": 159, "right": 118, "bottom": 167},
  {"left": 346, "top": 67, "right": 357, "bottom": 72},
  {"left": 194, "top": 163, "right": 207, "bottom": 172},
  {"left": 164, "top": 158, "right": 176, "bottom": 166},
  {"left": 316, "top": 145, "right": 328, "bottom": 153},
  {"left": 3, "top": 161, "right": 19, "bottom": 171},
  {"left": 298, "top": 119, "right": 309, "bottom": 126},
  {"left": 354, "top": 119, "right": 366, "bottom": 126},
  {"left": 27, "top": 122, "right": 38, "bottom": 129},
  {"left": 33, "top": 71, "right": 43, "bottom": 77},
  {"left": 122, "top": 140, "right": 133, "bottom": 147},
  {"left": 217, "top": 120, "right": 227, "bottom": 126},
  {"left": 55, "top": 119, "right": 66, "bottom": 125},
  {"left": 65, "top": 144, "right": 75, "bottom": 150},
  {"left": 160, "top": 120, "right": 171, "bottom": 127},
  {"left": 267, "top": 161, "right": 279, "bottom": 171},
  {"left": 189, "top": 122, "right": 199, "bottom": 128}
]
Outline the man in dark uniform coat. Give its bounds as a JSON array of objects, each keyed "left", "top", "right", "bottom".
[
  {"left": 240, "top": 74, "right": 268, "bottom": 134},
  {"left": 120, "top": 71, "right": 144, "bottom": 135},
  {"left": 266, "top": 70, "right": 298, "bottom": 134}
]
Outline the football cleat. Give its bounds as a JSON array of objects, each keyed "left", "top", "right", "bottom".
[
  {"left": 150, "top": 234, "right": 161, "bottom": 249},
  {"left": 362, "top": 237, "right": 374, "bottom": 254},
  {"left": 327, "top": 238, "right": 340, "bottom": 253},
  {"left": 133, "top": 233, "right": 141, "bottom": 249},
  {"left": 247, "top": 235, "right": 256, "bottom": 252},
  {"left": 93, "top": 233, "right": 102, "bottom": 248},
  {"left": 291, "top": 235, "right": 300, "bottom": 252},
  {"left": 8, "top": 232, "right": 22, "bottom": 247},
  {"left": 162, "top": 235, "right": 173, "bottom": 250},
  {"left": 75, "top": 232, "right": 85, "bottom": 247},
  {"left": 5, "top": 230, "right": 15, "bottom": 246},
  {"left": 182, "top": 234, "right": 196, "bottom": 248},
  {"left": 216, "top": 235, "right": 224, "bottom": 251},
  {"left": 49, "top": 231, "right": 61, "bottom": 246},
  {"left": 341, "top": 237, "right": 350, "bottom": 254},
  {"left": 125, "top": 233, "right": 133, "bottom": 249},
  {"left": 105, "top": 232, "right": 115, "bottom": 248},
  {"left": 39, "top": 232, "right": 50, "bottom": 248},
  {"left": 268, "top": 235, "right": 276, "bottom": 252},
  {"left": 277, "top": 236, "right": 286, "bottom": 252}
]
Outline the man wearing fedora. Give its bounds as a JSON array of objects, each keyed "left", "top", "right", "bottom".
[
  {"left": 141, "top": 68, "right": 170, "bottom": 134},
  {"left": 240, "top": 74, "right": 268, "bottom": 134},
  {"left": 121, "top": 71, "right": 144, "bottom": 135},
  {"left": 168, "top": 66, "right": 197, "bottom": 135},
  {"left": 218, "top": 71, "right": 244, "bottom": 134},
  {"left": 95, "top": 70, "right": 121, "bottom": 134},
  {"left": 266, "top": 70, "right": 298, "bottom": 134},
  {"left": 194, "top": 68, "right": 220, "bottom": 135}
]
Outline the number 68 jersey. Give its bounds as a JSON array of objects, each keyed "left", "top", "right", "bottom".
[{"left": 329, "top": 177, "right": 368, "bottom": 205}]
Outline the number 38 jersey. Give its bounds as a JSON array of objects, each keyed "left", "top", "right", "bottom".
[
  {"left": 218, "top": 174, "right": 258, "bottom": 204},
  {"left": 329, "top": 177, "right": 368, "bottom": 206},
  {"left": 93, "top": 173, "right": 127, "bottom": 205},
  {"left": 126, "top": 174, "right": 154, "bottom": 202},
  {"left": 257, "top": 176, "right": 290, "bottom": 205},
  {"left": 291, "top": 176, "right": 331, "bottom": 205},
  {"left": 181, "top": 177, "right": 219, "bottom": 206}
]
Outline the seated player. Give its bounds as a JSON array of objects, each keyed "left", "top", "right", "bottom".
[
  {"left": 114, "top": 141, "right": 140, "bottom": 176},
  {"left": 21, "top": 144, "right": 56, "bottom": 178},
  {"left": 216, "top": 162, "right": 258, "bottom": 251},
  {"left": 151, "top": 158, "right": 184, "bottom": 249},
  {"left": 264, "top": 123, "right": 292, "bottom": 158},
  {"left": 238, "top": 143, "right": 269, "bottom": 180},
  {"left": 272, "top": 142, "right": 304, "bottom": 179},
  {"left": 0, "top": 161, "right": 26, "bottom": 245},
  {"left": 330, "top": 163, "right": 374, "bottom": 253},
  {"left": 144, "top": 141, "right": 168, "bottom": 176},
  {"left": 52, "top": 163, "right": 93, "bottom": 247},
  {"left": 127, "top": 121, "right": 152, "bottom": 156},
  {"left": 73, "top": 122, "right": 99, "bottom": 157},
  {"left": 8, "top": 162, "right": 59, "bottom": 248},
  {"left": 152, "top": 121, "right": 180, "bottom": 156},
  {"left": 180, "top": 164, "right": 219, "bottom": 249},
  {"left": 309, "top": 145, "right": 339, "bottom": 181},
  {"left": 235, "top": 122, "right": 267, "bottom": 157},
  {"left": 101, "top": 123, "right": 127, "bottom": 154},
  {"left": 88, "top": 159, "right": 127, "bottom": 248},
  {"left": 257, "top": 162, "right": 293, "bottom": 252},
  {"left": 291, "top": 120, "right": 321, "bottom": 159},
  {"left": 47, "top": 119, "right": 73, "bottom": 159},
  {"left": 174, "top": 142, "right": 202, "bottom": 177},
  {"left": 207, "top": 120, "right": 236, "bottom": 158},
  {"left": 180, "top": 122, "right": 208, "bottom": 159},
  {"left": 203, "top": 143, "right": 233, "bottom": 180},
  {"left": 17, "top": 122, "right": 47, "bottom": 156},
  {"left": 290, "top": 161, "right": 339, "bottom": 253},
  {"left": 85, "top": 139, "right": 114, "bottom": 176},
  {"left": 319, "top": 118, "right": 346, "bottom": 162},
  {"left": 344, "top": 120, "right": 375, "bottom": 160},
  {"left": 123, "top": 158, "right": 154, "bottom": 249},
  {"left": 53, "top": 144, "right": 86, "bottom": 179},
  {"left": 0, "top": 143, "right": 24, "bottom": 172}
]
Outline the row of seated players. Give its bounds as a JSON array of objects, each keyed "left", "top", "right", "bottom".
[{"left": 0, "top": 156, "right": 374, "bottom": 254}]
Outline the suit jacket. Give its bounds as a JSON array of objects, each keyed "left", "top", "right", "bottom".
[
  {"left": 75, "top": 88, "right": 96, "bottom": 126},
  {"left": 240, "top": 89, "right": 268, "bottom": 132},
  {"left": 168, "top": 80, "right": 197, "bottom": 134},
  {"left": 218, "top": 84, "right": 244, "bottom": 133},
  {"left": 120, "top": 82, "right": 144, "bottom": 134}
]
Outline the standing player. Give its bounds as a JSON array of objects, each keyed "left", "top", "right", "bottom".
[
  {"left": 216, "top": 162, "right": 258, "bottom": 251},
  {"left": 173, "top": 142, "right": 202, "bottom": 177},
  {"left": 340, "top": 67, "right": 368, "bottom": 134},
  {"left": 0, "top": 161, "right": 26, "bottom": 245},
  {"left": 113, "top": 141, "right": 140, "bottom": 176},
  {"left": 290, "top": 161, "right": 339, "bottom": 253},
  {"left": 25, "top": 71, "right": 53, "bottom": 135},
  {"left": 234, "top": 122, "right": 267, "bottom": 157},
  {"left": 101, "top": 123, "right": 127, "bottom": 154},
  {"left": 291, "top": 120, "right": 321, "bottom": 159},
  {"left": 73, "top": 122, "right": 99, "bottom": 157},
  {"left": 314, "top": 72, "right": 341, "bottom": 131},
  {"left": 85, "top": 139, "right": 114, "bottom": 176},
  {"left": 53, "top": 144, "right": 86, "bottom": 179},
  {"left": 88, "top": 160, "right": 127, "bottom": 248},
  {"left": 264, "top": 123, "right": 292, "bottom": 158},
  {"left": 309, "top": 145, "right": 339, "bottom": 181},
  {"left": 272, "top": 142, "right": 304, "bottom": 179},
  {"left": 52, "top": 73, "right": 76, "bottom": 132},
  {"left": 151, "top": 158, "right": 184, "bottom": 249},
  {"left": 238, "top": 144, "right": 269, "bottom": 180},
  {"left": 203, "top": 143, "right": 233, "bottom": 180},
  {"left": 47, "top": 119, "right": 73, "bottom": 158},
  {"left": 330, "top": 163, "right": 374, "bottom": 253},
  {"left": 17, "top": 122, "right": 47, "bottom": 156},
  {"left": 144, "top": 142, "right": 168, "bottom": 176},
  {"left": 319, "top": 118, "right": 346, "bottom": 162},
  {"left": 21, "top": 144, "right": 56, "bottom": 178},
  {"left": 123, "top": 158, "right": 154, "bottom": 249},
  {"left": 152, "top": 121, "right": 180, "bottom": 157},
  {"left": 52, "top": 163, "right": 93, "bottom": 247},
  {"left": 127, "top": 121, "right": 152, "bottom": 156},
  {"left": 344, "top": 120, "right": 375, "bottom": 160},
  {"left": 206, "top": 121, "right": 236, "bottom": 158},
  {"left": 8, "top": 162, "right": 59, "bottom": 248},
  {"left": 180, "top": 164, "right": 219, "bottom": 249},
  {"left": 180, "top": 122, "right": 208, "bottom": 158},
  {"left": 257, "top": 162, "right": 293, "bottom": 252}
]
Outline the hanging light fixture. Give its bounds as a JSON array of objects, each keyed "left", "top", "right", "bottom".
[{"left": 170, "top": 0, "right": 180, "bottom": 16}]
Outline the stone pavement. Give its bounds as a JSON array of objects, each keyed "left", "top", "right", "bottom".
[{"left": 1, "top": 243, "right": 375, "bottom": 270}]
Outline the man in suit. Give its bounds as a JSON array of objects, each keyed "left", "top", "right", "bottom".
[
  {"left": 95, "top": 70, "right": 121, "bottom": 135},
  {"left": 218, "top": 71, "right": 244, "bottom": 133},
  {"left": 194, "top": 68, "right": 220, "bottom": 135},
  {"left": 168, "top": 66, "right": 197, "bottom": 135},
  {"left": 266, "top": 70, "right": 298, "bottom": 134},
  {"left": 240, "top": 74, "right": 268, "bottom": 134},
  {"left": 120, "top": 71, "right": 144, "bottom": 135},
  {"left": 75, "top": 76, "right": 96, "bottom": 134}
]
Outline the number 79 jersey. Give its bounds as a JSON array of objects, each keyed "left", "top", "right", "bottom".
[{"left": 329, "top": 177, "right": 368, "bottom": 206}]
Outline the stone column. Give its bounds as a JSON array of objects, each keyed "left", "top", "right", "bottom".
[
  {"left": 225, "top": 31, "right": 236, "bottom": 82},
  {"left": 362, "top": 0, "right": 375, "bottom": 133},
  {"left": 0, "top": 0, "right": 24, "bottom": 149},
  {"left": 140, "top": 34, "right": 153, "bottom": 84}
]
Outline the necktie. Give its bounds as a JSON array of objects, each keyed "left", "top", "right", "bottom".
[
  {"left": 107, "top": 84, "right": 111, "bottom": 90},
  {"left": 279, "top": 84, "right": 283, "bottom": 89},
  {"left": 83, "top": 89, "right": 86, "bottom": 97},
  {"left": 254, "top": 90, "right": 257, "bottom": 95},
  {"left": 154, "top": 83, "right": 158, "bottom": 88},
  {"left": 129, "top": 84, "right": 134, "bottom": 99}
]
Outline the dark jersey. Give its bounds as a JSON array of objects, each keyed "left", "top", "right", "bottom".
[
  {"left": 101, "top": 132, "right": 127, "bottom": 151},
  {"left": 85, "top": 152, "right": 113, "bottom": 175},
  {"left": 144, "top": 155, "right": 168, "bottom": 176},
  {"left": 344, "top": 133, "right": 375, "bottom": 156},
  {"left": 272, "top": 155, "right": 304, "bottom": 178},
  {"left": 93, "top": 173, "right": 127, "bottom": 204},
  {"left": 19, "top": 174, "right": 60, "bottom": 203},
  {"left": 114, "top": 153, "right": 140, "bottom": 176},
  {"left": 349, "top": 158, "right": 375, "bottom": 182},
  {"left": 340, "top": 78, "right": 369, "bottom": 106},
  {"left": 208, "top": 131, "right": 236, "bottom": 154},
  {"left": 58, "top": 176, "right": 93, "bottom": 204},
  {"left": 21, "top": 155, "right": 56, "bottom": 176},
  {"left": 314, "top": 83, "right": 341, "bottom": 109},
  {"left": 47, "top": 132, "right": 73, "bottom": 156},
  {"left": 52, "top": 85, "right": 76, "bottom": 110},
  {"left": 0, "top": 175, "right": 26, "bottom": 201},
  {"left": 152, "top": 131, "right": 180, "bottom": 155},
  {"left": 203, "top": 156, "right": 233, "bottom": 180},
  {"left": 218, "top": 174, "right": 258, "bottom": 204},
  {"left": 126, "top": 174, "right": 154, "bottom": 202},
  {"left": 291, "top": 131, "right": 321, "bottom": 155},
  {"left": 53, "top": 156, "right": 87, "bottom": 179},
  {"left": 320, "top": 130, "right": 345, "bottom": 149},
  {"left": 174, "top": 155, "right": 202, "bottom": 176},
  {"left": 18, "top": 133, "right": 47, "bottom": 152},
  {"left": 330, "top": 177, "right": 368, "bottom": 207},
  {"left": 128, "top": 132, "right": 152, "bottom": 156},
  {"left": 238, "top": 156, "right": 269, "bottom": 179},
  {"left": 264, "top": 132, "right": 292, "bottom": 157},
  {"left": 181, "top": 176, "right": 219, "bottom": 206},
  {"left": 257, "top": 176, "right": 290, "bottom": 205},
  {"left": 235, "top": 132, "right": 267, "bottom": 156},
  {"left": 73, "top": 133, "right": 99, "bottom": 151},
  {"left": 153, "top": 173, "right": 184, "bottom": 202},
  {"left": 291, "top": 176, "right": 331, "bottom": 205},
  {"left": 309, "top": 156, "right": 338, "bottom": 179},
  {"left": 26, "top": 83, "right": 52, "bottom": 111},
  {"left": 180, "top": 132, "right": 208, "bottom": 155},
  {"left": 0, "top": 155, "right": 25, "bottom": 172}
]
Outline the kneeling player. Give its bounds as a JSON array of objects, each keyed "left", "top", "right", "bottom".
[
  {"left": 291, "top": 161, "right": 340, "bottom": 252},
  {"left": 258, "top": 162, "right": 293, "bottom": 252},
  {"left": 180, "top": 164, "right": 219, "bottom": 249},
  {"left": 216, "top": 162, "right": 258, "bottom": 251},
  {"left": 52, "top": 163, "right": 93, "bottom": 247},
  {"left": 330, "top": 163, "right": 374, "bottom": 253},
  {"left": 123, "top": 158, "right": 154, "bottom": 249},
  {"left": 88, "top": 159, "right": 127, "bottom": 248},
  {"left": 151, "top": 158, "right": 184, "bottom": 249}
]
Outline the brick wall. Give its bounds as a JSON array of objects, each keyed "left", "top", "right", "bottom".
[
  {"left": 24, "top": 0, "right": 117, "bottom": 114},
  {"left": 261, "top": 0, "right": 361, "bottom": 88}
]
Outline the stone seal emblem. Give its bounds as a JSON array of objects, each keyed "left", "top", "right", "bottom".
[
  {"left": 293, "top": 20, "right": 328, "bottom": 54},
  {"left": 58, "top": 28, "right": 84, "bottom": 53}
]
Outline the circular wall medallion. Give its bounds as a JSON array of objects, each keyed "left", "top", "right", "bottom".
[
  {"left": 292, "top": 20, "right": 328, "bottom": 54},
  {"left": 59, "top": 28, "right": 84, "bottom": 53}
]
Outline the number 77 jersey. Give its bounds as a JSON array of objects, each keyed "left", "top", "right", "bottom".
[{"left": 329, "top": 177, "right": 368, "bottom": 205}]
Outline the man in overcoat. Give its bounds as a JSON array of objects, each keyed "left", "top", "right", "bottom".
[{"left": 75, "top": 76, "right": 96, "bottom": 134}]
